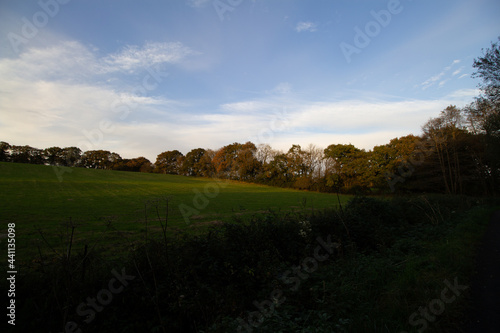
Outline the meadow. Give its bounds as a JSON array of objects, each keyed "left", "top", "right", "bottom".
[
  {"left": 0, "top": 162, "right": 349, "bottom": 262},
  {"left": 1, "top": 162, "right": 499, "bottom": 332}
]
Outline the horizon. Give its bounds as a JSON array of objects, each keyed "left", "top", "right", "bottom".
[{"left": 1, "top": 0, "right": 499, "bottom": 162}]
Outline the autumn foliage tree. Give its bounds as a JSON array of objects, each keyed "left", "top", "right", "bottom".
[
  {"left": 113, "top": 157, "right": 153, "bottom": 172},
  {"left": 181, "top": 148, "right": 207, "bottom": 176},
  {"left": 155, "top": 150, "right": 184, "bottom": 174},
  {"left": 212, "top": 142, "right": 261, "bottom": 179}
]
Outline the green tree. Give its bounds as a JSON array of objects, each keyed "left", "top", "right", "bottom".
[
  {"left": 61, "top": 147, "right": 82, "bottom": 167},
  {"left": 155, "top": 150, "right": 184, "bottom": 174},
  {"left": 266, "top": 153, "right": 294, "bottom": 186},
  {"left": 181, "top": 148, "right": 207, "bottom": 176},
  {"left": 10, "top": 145, "right": 44, "bottom": 164},
  {"left": 79, "top": 150, "right": 121, "bottom": 169},
  {"left": 43, "top": 147, "right": 64, "bottom": 165},
  {"left": 371, "top": 134, "right": 421, "bottom": 190},
  {"left": 324, "top": 143, "right": 369, "bottom": 193}
]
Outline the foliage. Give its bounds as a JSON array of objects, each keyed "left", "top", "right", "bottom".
[
  {"left": 4, "top": 194, "right": 498, "bottom": 333},
  {"left": 155, "top": 150, "right": 184, "bottom": 174}
]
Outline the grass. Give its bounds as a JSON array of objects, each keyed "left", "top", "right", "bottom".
[
  {"left": 1, "top": 162, "right": 498, "bottom": 332},
  {"left": 0, "top": 162, "right": 350, "bottom": 264}
]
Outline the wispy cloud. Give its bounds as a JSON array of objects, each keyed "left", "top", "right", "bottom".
[
  {"left": 0, "top": 40, "right": 196, "bottom": 83},
  {"left": 186, "top": 0, "right": 211, "bottom": 8},
  {"left": 452, "top": 66, "right": 465, "bottom": 76},
  {"left": 421, "top": 72, "right": 446, "bottom": 90},
  {"left": 420, "top": 59, "right": 462, "bottom": 90},
  {"left": 295, "top": 21, "right": 318, "bottom": 32},
  {"left": 0, "top": 39, "right": 480, "bottom": 161},
  {"left": 102, "top": 41, "right": 196, "bottom": 73},
  {"left": 220, "top": 101, "right": 273, "bottom": 112},
  {"left": 0, "top": 40, "right": 196, "bottom": 159},
  {"left": 271, "top": 82, "right": 292, "bottom": 94}
]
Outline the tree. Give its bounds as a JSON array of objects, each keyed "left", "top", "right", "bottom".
[
  {"left": 43, "top": 147, "right": 64, "bottom": 165},
  {"left": 471, "top": 37, "right": 500, "bottom": 194},
  {"left": 212, "top": 143, "right": 239, "bottom": 178},
  {"left": 324, "top": 144, "right": 369, "bottom": 192},
  {"left": 0, "top": 142, "right": 11, "bottom": 162},
  {"left": 371, "top": 134, "right": 421, "bottom": 190},
  {"left": 212, "top": 142, "right": 260, "bottom": 179},
  {"left": 198, "top": 149, "right": 216, "bottom": 177},
  {"left": 181, "top": 148, "right": 207, "bottom": 176},
  {"left": 10, "top": 145, "right": 44, "bottom": 164},
  {"left": 79, "top": 150, "right": 121, "bottom": 169},
  {"left": 113, "top": 157, "right": 153, "bottom": 172},
  {"left": 61, "top": 147, "right": 82, "bottom": 167},
  {"left": 236, "top": 142, "right": 261, "bottom": 180},
  {"left": 473, "top": 37, "right": 500, "bottom": 104},
  {"left": 286, "top": 144, "right": 308, "bottom": 178},
  {"left": 255, "top": 144, "right": 275, "bottom": 165},
  {"left": 266, "top": 152, "right": 294, "bottom": 186},
  {"left": 155, "top": 150, "right": 184, "bottom": 174},
  {"left": 419, "top": 106, "right": 487, "bottom": 195}
]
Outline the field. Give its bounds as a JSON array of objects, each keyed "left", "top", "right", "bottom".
[
  {"left": 0, "top": 162, "right": 349, "bottom": 262},
  {"left": 2, "top": 162, "right": 499, "bottom": 332}
]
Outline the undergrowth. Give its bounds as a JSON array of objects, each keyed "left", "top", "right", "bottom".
[{"left": 2, "top": 195, "right": 498, "bottom": 332}]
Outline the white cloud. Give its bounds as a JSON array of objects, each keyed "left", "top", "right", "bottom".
[
  {"left": 295, "top": 21, "right": 318, "bottom": 32},
  {"left": 420, "top": 59, "right": 463, "bottom": 90},
  {"left": 102, "top": 42, "right": 195, "bottom": 73},
  {"left": 0, "top": 39, "right": 480, "bottom": 162},
  {"left": 421, "top": 72, "right": 445, "bottom": 90},
  {"left": 186, "top": 0, "right": 211, "bottom": 8},
  {"left": 220, "top": 101, "right": 274, "bottom": 112},
  {"left": 452, "top": 66, "right": 465, "bottom": 76},
  {"left": 0, "top": 40, "right": 197, "bottom": 160},
  {"left": 1, "top": 40, "right": 193, "bottom": 81},
  {"left": 445, "top": 88, "right": 478, "bottom": 99}
]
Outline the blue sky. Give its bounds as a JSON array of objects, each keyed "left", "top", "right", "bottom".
[{"left": 1, "top": 0, "right": 499, "bottom": 161}]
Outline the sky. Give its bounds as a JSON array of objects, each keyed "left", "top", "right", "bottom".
[{"left": 0, "top": 0, "right": 499, "bottom": 162}]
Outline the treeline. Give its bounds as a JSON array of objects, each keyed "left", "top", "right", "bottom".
[
  {"left": 1, "top": 39, "right": 498, "bottom": 196},
  {"left": 1, "top": 102, "right": 497, "bottom": 196}
]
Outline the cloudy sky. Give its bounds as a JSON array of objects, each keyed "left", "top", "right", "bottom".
[{"left": 1, "top": 0, "right": 499, "bottom": 161}]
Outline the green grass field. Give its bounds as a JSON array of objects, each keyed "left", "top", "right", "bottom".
[{"left": 0, "top": 162, "right": 349, "bottom": 263}]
